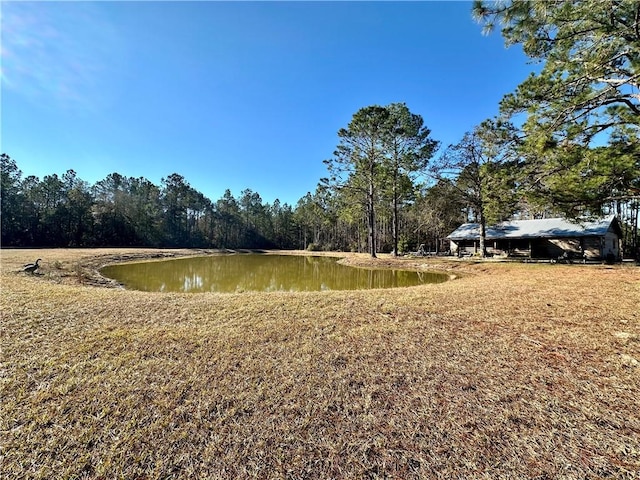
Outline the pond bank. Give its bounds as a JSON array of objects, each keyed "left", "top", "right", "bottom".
[{"left": 3, "top": 248, "right": 470, "bottom": 288}]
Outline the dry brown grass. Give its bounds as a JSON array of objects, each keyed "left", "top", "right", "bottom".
[{"left": 1, "top": 248, "right": 639, "bottom": 479}]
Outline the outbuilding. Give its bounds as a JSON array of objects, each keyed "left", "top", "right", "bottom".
[{"left": 447, "top": 216, "right": 623, "bottom": 261}]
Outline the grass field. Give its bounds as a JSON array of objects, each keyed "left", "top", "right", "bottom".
[{"left": 1, "top": 248, "right": 639, "bottom": 479}]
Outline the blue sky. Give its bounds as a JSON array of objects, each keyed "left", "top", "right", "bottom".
[{"left": 1, "top": 1, "right": 535, "bottom": 206}]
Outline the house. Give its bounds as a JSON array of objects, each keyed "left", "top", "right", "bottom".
[{"left": 446, "top": 216, "right": 623, "bottom": 261}]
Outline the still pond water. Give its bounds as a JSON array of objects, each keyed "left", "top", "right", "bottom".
[{"left": 100, "top": 254, "right": 447, "bottom": 293}]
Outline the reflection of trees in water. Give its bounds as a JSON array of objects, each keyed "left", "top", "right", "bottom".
[{"left": 102, "top": 255, "right": 447, "bottom": 293}]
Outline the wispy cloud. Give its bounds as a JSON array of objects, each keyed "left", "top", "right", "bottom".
[{"left": 1, "top": 2, "right": 124, "bottom": 112}]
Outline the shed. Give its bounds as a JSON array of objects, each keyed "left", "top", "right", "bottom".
[{"left": 446, "top": 216, "right": 623, "bottom": 260}]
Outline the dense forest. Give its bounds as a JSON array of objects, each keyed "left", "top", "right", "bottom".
[
  {"left": 2, "top": 0, "right": 639, "bottom": 257},
  {"left": 0, "top": 152, "right": 467, "bottom": 253},
  {"left": 2, "top": 140, "right": 638, "bottom": 257}
]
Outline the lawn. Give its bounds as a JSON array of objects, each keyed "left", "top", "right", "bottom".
[{"left": 1, "top": 248, "right": 639, "bottom": 479}]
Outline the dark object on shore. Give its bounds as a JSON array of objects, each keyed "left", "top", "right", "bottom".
[{"left": 23, "top": 259, "right": 42, "bottom": 274}]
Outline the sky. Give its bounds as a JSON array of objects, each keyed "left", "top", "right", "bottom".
[{"left": 1, "top": 1, "right": 536, "bottom": 206}]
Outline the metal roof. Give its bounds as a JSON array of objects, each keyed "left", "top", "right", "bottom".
[{"left": 446, "top": 216, "right": 618, "bottom": 241}]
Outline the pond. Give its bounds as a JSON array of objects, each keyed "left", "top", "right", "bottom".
[{"left": 100, "top": 254, "right": 448, "bottom": 293}]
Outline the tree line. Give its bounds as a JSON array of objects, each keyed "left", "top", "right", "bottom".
[
  {"left": 1, "top": 156, "right": 288, "bottom": 249},
  {"left": 2, "top": 1, "right": 639, "bottom": 257},
  {"left": 0, "top": 152, "right": 466, "bottom": 252}
]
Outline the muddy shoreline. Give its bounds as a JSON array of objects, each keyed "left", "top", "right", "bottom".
[{"left": 20, "top": 248, "right": 466, "bottom": 289}]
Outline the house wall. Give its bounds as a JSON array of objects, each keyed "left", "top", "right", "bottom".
[
  {"left": 502, "top": 239, "right": 531, "bottom": 257},
  {"left": 583, "top": 237, "right": 603, "bottom": 259},
  {"left": 603, "top": 232, "right": 621, "bottom": 259},
  {"left": 450, "top": 240, "right": 476, "bottom": 255},
  {"left": 452, "top": 239, "right": 533, "bottom": 257},
  {"left": 542, "top": 238, "right": 581, "bottom": 258},
  {"left": 533, "top": 237, "right": 608, "bottom": 259}
]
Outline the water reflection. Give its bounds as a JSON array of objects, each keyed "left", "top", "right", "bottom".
[{"left": 101, "top": 254, "right": 447, "bottom": 293}]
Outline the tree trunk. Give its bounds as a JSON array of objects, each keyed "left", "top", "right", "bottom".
[
  {"left": 478, "top": 208, "right": 487, "bottom": 257},
  {"left": 368, "top": 201, "right": 377, "bottom": 258},
  {"left": 633, "top": 200, "right": 639, "bottom": 260},
  {"left": 392, "top": 168, "right": 399, "bottom": 257},
  {"left": 368, "top": 177, "right": 377, "bottom": 258}
]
